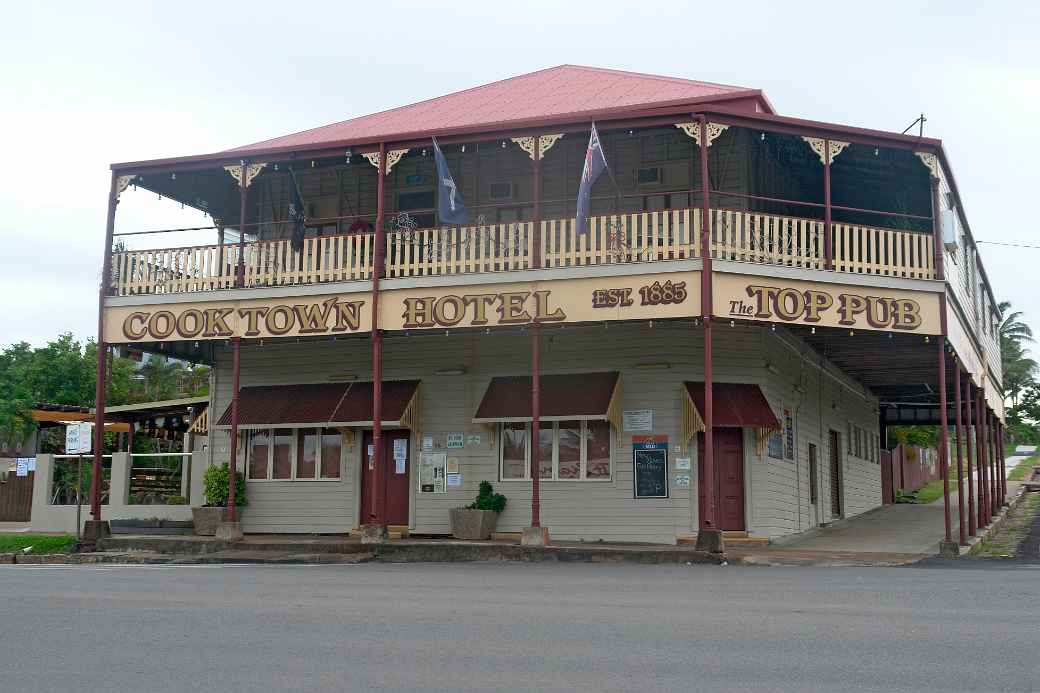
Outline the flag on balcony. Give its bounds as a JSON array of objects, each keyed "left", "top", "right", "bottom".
[
  {"left": 433, "top": 138, "right": 468, "bottom": 226},
  {"left": 288, "top": 168, "right": 307, "bottom": 251},
  {"left": 576, "top": 123, "right": 609, "bottom": 235}
]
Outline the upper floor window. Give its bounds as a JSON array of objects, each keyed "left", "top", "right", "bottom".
[{"left": 500, "top": 420, "right": 611, "bottom": 481}]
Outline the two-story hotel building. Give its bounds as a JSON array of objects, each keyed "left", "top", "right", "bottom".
[{"left": 87, "top": 65, "right": 1008, "bottom": 549}]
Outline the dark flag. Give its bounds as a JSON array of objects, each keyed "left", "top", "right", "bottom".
[
  {"left": 432, "top": 137, "right": 468, "bottom": 225},
  {"left": 288, "top": 169, "right": 307, "bottom": 251},
  {"left": 576, "top": 123, "right": 609, "bottom": 235}
]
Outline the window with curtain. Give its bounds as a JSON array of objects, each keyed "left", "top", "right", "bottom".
[
  {"left": 245, "top": 428, "right": 344, "bottom": 481},
  {"left": 499, "top": 420, "right": 612, "bottom": 481}
]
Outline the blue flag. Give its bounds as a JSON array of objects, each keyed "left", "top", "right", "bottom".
[
  {"left": 288, "top": 168, "right": 307, "bottom": 251},
  {"left": 433, "top": 138, "right": 468, "bottom": 226},
  {"left": 576, "top": 123, "right": 609, "bottom": 235}
]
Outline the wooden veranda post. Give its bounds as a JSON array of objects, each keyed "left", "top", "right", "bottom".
[
  {"left": 696, "top": 115, "right": 719, "bottom": 550},
  {"left": 954, "top": 364, "right": 966, "bottom": 545},
  {"left": 937, "top": 342, "right": 953, "bottom": 549},
  {"left": 965, "top": 380, "right": 976, "bottom": 536},
  {"left": 530, "top": 137, "right": 543, "bottom": 530},
  {"left": 369, "top": 142, "right": 387, "bottom": 528},
  {"left": 90, "top": 172, "right": 120, "bottom": 530}
]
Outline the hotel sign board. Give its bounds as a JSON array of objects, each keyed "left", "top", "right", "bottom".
[
  {"left": 105, "top": 272, "right": 700, "bottom": 343},
  {"left": 712, "top": 273, "right": 941, "bottom": 335}
]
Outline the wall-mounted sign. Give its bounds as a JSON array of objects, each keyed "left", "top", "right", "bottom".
[
  {"left": 422, "top": 435, "right": 434, "bottom": 452},
  {"left": 15, "top": 459, "right": 29, "bottom": 477},
  {"left": 65, "top": 422, "right": 92, "bottom": 454},
  {"left": 713, "top": 273, "right": 941, "bottom": 334},
  {"left": 466, "top": 434, "right": 481, "bottom": 447},
  {"left": 446, "top": 433, "right": 465, "bottom": 449},
  {"left": 674, "top": 457, "right": 691, "bottom": 471},
  {"left": 633, "top": 435, "right": 668, "bottom": 499},
  {"left": 446, "top": 473, "right": 462, "bottom": 487},
  {"left": 674, "top": 474, "right": 690, "bottom": 489},
  {"left": 446, "top": 457, "right": 460, "bottom": 474},
  {"left": 623, "top": 410, "right": 654, "bottom": 432},
  {"left": 419, "top": 452, "right": 446, "bottom": 493}
]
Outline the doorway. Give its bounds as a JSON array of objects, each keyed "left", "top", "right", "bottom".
[
  {"left": 829, "top": 430, "right": 843, "bottom": 518},
  {"left": 360, "top": 430, "right": 411, "bottom": 526},
  {"left": 697, "top": 427, "right": 746, "bottom": 531}
]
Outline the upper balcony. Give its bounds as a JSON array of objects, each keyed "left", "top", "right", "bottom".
[{"left": 108, "top": 205, "right": 936, "bottom": 297}]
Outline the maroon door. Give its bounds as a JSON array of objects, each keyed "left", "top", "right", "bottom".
[
  {"left": 880, "top": 450, "right": 894, "bottom": 504},
  {"left": 808, "top": 444, "right": 819, "bottom": 506},
  {"left": 360, "top": 430, "right": 411, "bottom": 526},
  {"left": 829, "top": 430, "right": 843, "bottom": 517},
  {"left": 697, "top": 428, "right": 746, "bottom": 531}
]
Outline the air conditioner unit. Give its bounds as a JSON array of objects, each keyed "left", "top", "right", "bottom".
[{"left": 941, "top": 208, "right": 959, "bottom": 252}]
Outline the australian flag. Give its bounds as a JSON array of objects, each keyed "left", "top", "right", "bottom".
[
  {"left": 433, "top": 138, "right": 468, "bottom": 225},
  {"left": 576, "top": 123, "right": 609, "bottom": 235},
  {"left": 288, "top": 169, "right": 307, "bottom": 251}
]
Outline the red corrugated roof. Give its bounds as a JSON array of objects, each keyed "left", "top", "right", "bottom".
[
  {"left": 215, "top": 381, "right": 419, "bottom": 427},
  {"left": 684, "top": 382, "right": 780, "bottom": 429},
  {"left": 473, "top": 372, "right": 619, "bottom": 421},
  {"left": 228, "top": 65, "right": 766, "bottom": 154}
]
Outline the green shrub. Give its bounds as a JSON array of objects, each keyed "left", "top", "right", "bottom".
[
  {"left": 468, "top": 481, "right": 506, "bottom": 514},
  {"left": 165, "top": 495, "right": 188, "bottom": 505},
  {"left": 202, "top": 463, "right": 247, "bottom": 507}
]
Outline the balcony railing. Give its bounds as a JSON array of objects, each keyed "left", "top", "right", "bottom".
[{"left": 109, "top": 208, "right": 935, "bottom": 296}]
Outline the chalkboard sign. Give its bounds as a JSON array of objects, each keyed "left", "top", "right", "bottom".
[{"left": 633, "top": 437, "right": 668, "bottom": 498}]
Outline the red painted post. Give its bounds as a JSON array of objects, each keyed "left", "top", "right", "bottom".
[
  {"left": 698, "top": 116, "right": 717, "bottom": 537},
  {"left": 530, "top": 136, "right": 542, "bottom": 529},
  {"left": 90, "top": 173, "right": 119, "bottom": 524},
  {"left": 227, "top": 337, "right": 241, "bottom": 521},
  {"left": 532, "top": 136, "right": 541, "bottom": 268},
  {"left": 976, "top": 390, "right": 988, "bottom": 526},
  {"left": 823, "top": 138, "right": 834, "bottom": 270},
  {"left": 1000, "top": 422, "right": 1008, "bottom": 504},
  {"left": 235, "top": 162, "right": 248, "bottom": 288},
  {"left": 965, "top": 380, "right": 976, "bottom": 536},
  {"left": 530, "top": 321, "right": 541, "bottom": 527},
  {"left": 370, "top": 142, "right": 387, "bottom": 525},
  {"left": 954, "top": 363, "right": 966, "bottom": 545},
  {"left": 938, "top": 342, "right": 952, "bottom": 545},
  {"left": 989, "top": 411, "right": 999, "bottom": 513}
]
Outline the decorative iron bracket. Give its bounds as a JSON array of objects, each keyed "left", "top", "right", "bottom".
[
  {"left": 224, "top": 162, "right": 267, "bottom": 189},
  {"left": 511, "top": 134, "right": 565, "bottom": 160},
  {"left": 915, "top": 151, "right": 940, "bottom": 179},
  {"left": 363, "top": 149, "right": 409, "bottom": 173},
  {"left": 115, "top": 174, "right": 137, "bottom": 200},
  {"left": 802, "top": 137, "right": 850, "bottom": 165},
  {"left": 675, "top": 122, "right": 729, "bottom": 147}
]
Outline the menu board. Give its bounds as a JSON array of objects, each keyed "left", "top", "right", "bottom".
[{"left": 633, "top": 436, "right": 668, "bottom": 499}]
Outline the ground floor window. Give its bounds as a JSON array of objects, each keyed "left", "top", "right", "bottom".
[
  {"left": 500, "top": 420, "right": 611, "bottom": 481},
  {"left": 247, "top": 428, "right": 342, "bottom": 481}
]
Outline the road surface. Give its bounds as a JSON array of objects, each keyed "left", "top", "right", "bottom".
[{"left": 0, "top": 561, "right": 1037, "bottom": 692}]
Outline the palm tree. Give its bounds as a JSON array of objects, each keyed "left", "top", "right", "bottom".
[{"left": 998, "top": 301, "right": 1037, "bottom": 407}]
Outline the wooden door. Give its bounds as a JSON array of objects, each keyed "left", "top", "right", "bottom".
[
  {"left": 697, "top": 428, "right": 746, "bottom": 531},
  {"left": 360, "top": 430, "right": 411, "bottom": 526},
  {"left": 829, "top": 430, "right": 843, "bottom": 517}
]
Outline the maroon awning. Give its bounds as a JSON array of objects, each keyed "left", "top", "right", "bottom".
[
  {"left": 215, "top": 380, "right": 420, "bottom": 429},
  {"left": 683, "top": 382, "right": 780, "bottom": 429},
  {"left": 473, "top": 372, "right": 620, "bottom": 422}
]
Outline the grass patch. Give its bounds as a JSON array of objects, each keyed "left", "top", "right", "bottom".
[
  {"left": 1008, "top": 455, "right": 1038, "bottom": 482},
  {"left": 974, "top": 492, "right": 1040, "bottom": 558},
  {"left": 0, "top": 534, "right": 76, "bottom": 554},
  {"left": 896, "top": 477, "right": 958, "bottom": 505}
]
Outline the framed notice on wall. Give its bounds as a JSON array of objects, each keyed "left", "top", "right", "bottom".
[
  {"left": 418, "top": 452, "right": 446, "bottom": 493},
  {"left": 633, "top": 436, "right": 668, "bottom": 499}
]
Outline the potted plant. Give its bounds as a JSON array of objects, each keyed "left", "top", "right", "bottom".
[
  {"left": 449, "top": 481, "right": 506, "bottom": 540},
  {"left": 192, "top": 463, "right": 247, "bottom": 536}
]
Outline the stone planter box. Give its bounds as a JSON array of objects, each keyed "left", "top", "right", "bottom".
[
  {"left": 192, "top": 507, "right": 230, "bottom": 536},
  {"left": 449, "top": 508, "right": 499, "bottom": 540}
]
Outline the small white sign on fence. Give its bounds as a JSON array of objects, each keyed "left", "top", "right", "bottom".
[{"left": 65, "top": 422, "right": 92, "bottom": 454}]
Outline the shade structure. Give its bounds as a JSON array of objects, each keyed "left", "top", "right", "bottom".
[
  {"left": 683, "top": 382, "right": 780, "bottom": 429},
  {"left": 215, "top": 380, "right": 420, "bottom": 429},
  {"left": 473, "top": 372, "right": 621, "bottom": 423}
]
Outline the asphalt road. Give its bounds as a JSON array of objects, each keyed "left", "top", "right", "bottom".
[{"left": 1, "top": 562, "right": 1038, "bottom": 693}]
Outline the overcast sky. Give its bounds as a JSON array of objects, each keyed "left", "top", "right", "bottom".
[{"left": 2, "top": 1, "right": 1037, "bottom": 350}]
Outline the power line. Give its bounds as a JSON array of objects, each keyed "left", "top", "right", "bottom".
[{"left": 976, "top": 240, "right": 1040, "bottom": 250}]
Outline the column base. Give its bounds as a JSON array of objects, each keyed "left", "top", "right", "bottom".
[
  {"left": 215, "top": 522, "right": 244, "bottom": 542},
  {"left": 82, "top": 520, "right": 111, "bottom": 542},
  {"left": 360, "top": 524, "right": 389, "bottom": 544},
  {"left": 939, "top": 540, "right": 961, "bottom": 558},
  {"left": 695, "top": 528, "right": 724, "bottom": 553},
  {"left": 520, "top": 526, "right": 550, "bottom": 546}
]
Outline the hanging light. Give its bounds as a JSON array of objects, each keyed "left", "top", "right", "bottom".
[
  {"left": 760, "top": 132, "right": 766, "bottom": 141},
  {"left": 171, "top": 172, "right": 176, "bottom": 180},
  {"left": 811, "top": 326, "right": 816, "bottom": 334},
  {"left": 461, "top": 145, "right": 466, "bottom": 153}
]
